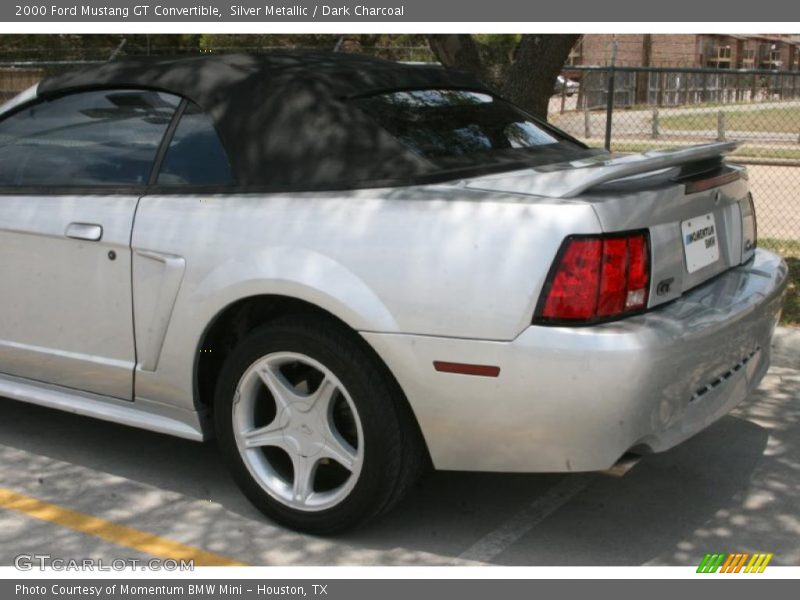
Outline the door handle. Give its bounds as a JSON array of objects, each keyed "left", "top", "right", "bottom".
[{"left": 65, "top": 222, "right": 103, "bottom": 242}]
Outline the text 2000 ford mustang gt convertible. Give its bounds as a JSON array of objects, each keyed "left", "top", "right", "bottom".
[{"left": 0, "top": 53, "right": 787, "bottom": 533}]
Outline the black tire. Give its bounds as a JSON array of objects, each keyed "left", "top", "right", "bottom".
[{"left": 214, "top": 314, "right": 426, "bottom": 534}]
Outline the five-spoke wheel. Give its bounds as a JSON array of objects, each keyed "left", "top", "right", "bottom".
[
  {"left": 214, "top": 315, "right": 426, "bottom": 534},
  {"left": 233, "top": 352, "right": 363, "bottom": 511}
]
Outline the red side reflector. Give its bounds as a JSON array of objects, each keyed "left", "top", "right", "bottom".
[{"left": 433, "top": 361, "right": 501, "bottom": 377}]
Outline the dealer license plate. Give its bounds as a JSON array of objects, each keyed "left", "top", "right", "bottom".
[{"left": 681, "top": 212, "right": 719, "bottom": 274}]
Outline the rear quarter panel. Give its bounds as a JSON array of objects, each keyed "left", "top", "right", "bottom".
[{"left": 131, "top": 186, "right": 600, "bottom": 410}]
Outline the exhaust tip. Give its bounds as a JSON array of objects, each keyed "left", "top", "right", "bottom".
[{"left": 601, "top": 452, "right": 643, "bottom": 477}]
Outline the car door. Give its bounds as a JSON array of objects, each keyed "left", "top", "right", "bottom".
[
  {"left": 0, "top": 88, "right": 181, "bottom": 400},
  {"left": 129, "top": 101, "right": 235, "bottom": 398}
]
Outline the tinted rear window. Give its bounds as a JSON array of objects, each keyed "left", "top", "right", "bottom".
[{"left": 352, "top": 89, "right": 581, "bottom": 169}]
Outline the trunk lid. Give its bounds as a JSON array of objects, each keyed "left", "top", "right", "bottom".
[{"left": 460, "top": 142, "right": 755, "bottom": 309}]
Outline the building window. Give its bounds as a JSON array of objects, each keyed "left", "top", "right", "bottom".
[
  {"left": 757, "top": 43, "right": 783, "bottom": 70},
  {"left": 707, "top": 45, "right": 732, "bottom": 68}
]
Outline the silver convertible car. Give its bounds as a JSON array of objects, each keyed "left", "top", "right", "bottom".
[{"left": 0, "top": 54, "right": 787, "bottom": 533}]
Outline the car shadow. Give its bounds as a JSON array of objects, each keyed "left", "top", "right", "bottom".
[
  {"left": 343, "top": 414, "right": 771, "bottom": 565},
  {"left": 0, "top": 390, "right": 781, "bottom": 565}
]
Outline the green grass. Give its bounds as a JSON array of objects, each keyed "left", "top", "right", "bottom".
[
  {"left": 760, "top": 238, "right": 800, "bottom": 326},
  {"left": 660, "top": 106, "right": 800, "bottom": 133},
  {"left": 728, "top": 147, "right": 800, "bottom": 161}
]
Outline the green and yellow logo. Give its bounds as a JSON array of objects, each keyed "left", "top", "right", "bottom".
[{"left": 697, "top": 553, "right": 773, "bottom": 573}]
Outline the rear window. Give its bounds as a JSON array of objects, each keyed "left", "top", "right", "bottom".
[{"left": 352, "top": 89, "right": 582, "bottom": 169}]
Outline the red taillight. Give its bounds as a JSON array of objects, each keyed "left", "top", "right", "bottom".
[
  {"left": 597, "top": 238, "right": 627, "bottom": 316},
  {"left": 536, "top": 232, "right": 650, "bottom": 324},
  {"left": 539, "top": 238, "right": 602, "bottom": 320},
  {"left": 626, "top": 235, "right": 649, "bottom": 308}
]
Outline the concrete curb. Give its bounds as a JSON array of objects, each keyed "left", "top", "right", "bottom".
[{"left": 772, "top": 325, "right": 800, "bottom": 371}]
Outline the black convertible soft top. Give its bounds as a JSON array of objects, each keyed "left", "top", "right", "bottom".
[
  {"left": 39, "top": 53, "right": 587, "bottom": 191},
  {"left": 37, "top": 53, "right": 484, "bottom": 190}
]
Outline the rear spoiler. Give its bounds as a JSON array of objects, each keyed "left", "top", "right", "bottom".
[{"left": 464, "top": 142, "right": 740, "bottom": 199}]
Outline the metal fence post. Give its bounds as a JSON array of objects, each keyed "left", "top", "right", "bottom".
[
  {"left": 604, "top": 40, "right": 618, "bottom": 151},
  {"left": 652, "top": 108, "right": 660, "bottom": 139},
  {"left": 717, "top": 111, "right": 726, "bottom": 142},
  {"left": 701, "top": 72, "right": 708, "bottom": 103},
  {"left": 684, "top": 73, "right": 691, "bottom": 105},
  {"left": 584, "top": 107, "right": 592, "bottom": 139}
]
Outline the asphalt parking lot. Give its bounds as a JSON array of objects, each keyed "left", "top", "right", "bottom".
[{"left": 0, "top": 329, "right": 798, "bottom": 568}]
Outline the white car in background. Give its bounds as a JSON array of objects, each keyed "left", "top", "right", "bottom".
[{"left": 555, "top": 74, "right": 580, "bottom": 96}]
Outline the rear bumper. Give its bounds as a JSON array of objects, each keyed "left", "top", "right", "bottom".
[{"left": 363, "top": 249, "right": 788, "bottom": 472}]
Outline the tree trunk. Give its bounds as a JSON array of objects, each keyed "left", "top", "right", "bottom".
[
  {"left": 427, "top": 34, "right": 581, "bottom": 120},
  {"left": 426, "top": 34, "right": 488, "bottom": 81}
]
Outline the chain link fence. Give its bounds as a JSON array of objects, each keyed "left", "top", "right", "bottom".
[{"left": 549, "top": 65, "right": 800, "bottom": 259}]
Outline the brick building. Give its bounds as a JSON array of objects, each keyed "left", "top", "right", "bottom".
[{"left": 570, "top": 34, "right": 800, "bottom": 70}]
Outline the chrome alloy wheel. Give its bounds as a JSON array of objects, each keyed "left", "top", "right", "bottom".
[{"left": 232, "top": 352, "right": 364, "bottom": 512}]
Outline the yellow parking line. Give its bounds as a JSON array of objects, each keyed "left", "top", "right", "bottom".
[{"left": 0, "top": 488, "right": 247, "bottom": 566}]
